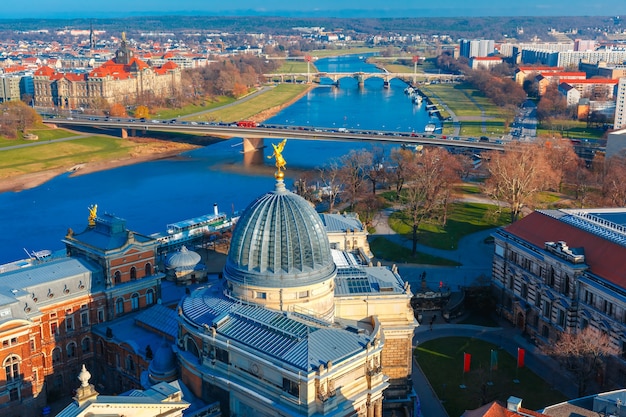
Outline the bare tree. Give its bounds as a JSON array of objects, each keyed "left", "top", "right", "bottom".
[
  {"left": 318, "top": 159, "right": 343, "bottom": 213},
  {"left": 602, "top": 154, "right": 626, "bottom": 207},
  {"left": 484, "top": 142, "right": 552, "bottom": 223},
  {"left": 367, "top": 145, "right": 387, "bottom": 195},
  {"left": 398, "top": 147, "right": 460, "bottom": 255},
  {"left": 545, "top": 328, "right": 617, "bottom": 397},
  {"left": 541, "top": 138, "right": 580, "bottom": 193},
  {"left": 389, "top": 147, "right": 413, "bottom": 199},
  {"left": 339, "top": 150, "right": 372, "bottom": 209}
]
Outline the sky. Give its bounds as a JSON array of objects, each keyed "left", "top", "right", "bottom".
[{"left": 5, "top": 0, "right": 626, "bottom": 18}]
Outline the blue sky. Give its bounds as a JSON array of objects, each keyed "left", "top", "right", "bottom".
[{"left": 6, "top": 0, "right": 626, "bottom": 18}]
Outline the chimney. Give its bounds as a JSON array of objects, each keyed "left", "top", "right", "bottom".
[{"left": 508, "top": 396, "right": 523, "bottom": 412}]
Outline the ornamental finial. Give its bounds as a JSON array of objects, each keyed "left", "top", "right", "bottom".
[{"left": 88, "top": 204, "right": 98, "bottom": 227}]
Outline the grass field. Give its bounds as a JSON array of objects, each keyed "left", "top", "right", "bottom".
[
  {"left": 275, "top": 61, "right": 318, "bottom": 73},
  {"left": 0, "top": 136, "right": 148, "bottom": 178},
  {"left": 416, "top": 338, "right": 567, "bottom": 417},
  {"left": 389, "top": 202, "right": 510, "bottom": 250},
  {"left": 537, "top": 120, "right": 606, "bottom": 140},
  {"left": 369, "top": 236, "right": 460, "bottom": 266},
  {"left": 187, "top": 84, "right": 310, "bottom": 123},
  {"left": 0, "top": 128, "right": 80, "bottom": 148}
]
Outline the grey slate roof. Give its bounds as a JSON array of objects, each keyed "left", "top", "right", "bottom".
[
  {"left": 320, "top": 213, "right": 364, "bottom": 233},
  {"left": 181, "top": 287, "right": 372, "bottom": 372},
  {"left": 0, "top": 257, "right": 102, "bottom": 324}
]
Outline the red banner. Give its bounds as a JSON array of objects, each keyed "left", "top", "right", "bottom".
[
  {"left": 517, "top": 348, "right": 525, "bottom": 368},
  {"left": 463, "top": 352, "right": 471, "bottom": 373}
]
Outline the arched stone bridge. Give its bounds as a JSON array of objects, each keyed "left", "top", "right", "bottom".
[{"left": 263, "top": 72, "right": 463, "bottom": 87}]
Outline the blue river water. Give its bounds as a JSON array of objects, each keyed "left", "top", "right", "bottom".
[{"left": 0, "top": 54, "right": 435, "bottom": 264}]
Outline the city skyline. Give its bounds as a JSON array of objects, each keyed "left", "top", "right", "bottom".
[{"left": 6, "top": 0, "right": 626, "bottom": 19}]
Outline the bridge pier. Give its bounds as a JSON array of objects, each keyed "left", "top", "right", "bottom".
[
  {"left": 383, "top": 80, "right": 390, "bottom": 89},
  {"left": 242, "top": 137, "right": 264, "bottom": 153},
  {"left": 121, "top": 128, "right": 128, "bottom": 139}
]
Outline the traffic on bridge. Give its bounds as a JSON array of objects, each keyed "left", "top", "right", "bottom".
[{"left": 47, "top": 116, "right": 506, "bottom": 152}]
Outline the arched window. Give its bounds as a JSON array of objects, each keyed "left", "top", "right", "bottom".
[
  {"left": 145, "top": 263, "right": 152, "bottom": 276},
  {"left": 130, "top": 267, "right": 137, "bottom": 280},
  {"left": 67, "top": 342, "right": 77, "bottom": 359},
  {"left": 81, "top": 337, "right": 91, "bottom": 353},
  {"left": 126, "top": 355, "right": 135, "bottom": 373},
  {"left": 116, "top": 298, "right": 124, "bottom": 315},
  {"left": 4, "top": 355, "right": 21, "bottom": 382},
  {"left": 52, "top": 348, "right": 61, "bottom": 365},
  {"left": 114, "top": 271, "right": 121, "bottom": 284},
  {"left": 186, "top": 337, "right": 199, "bottom": 358},
  {"left": 131, "top": 293, "right": 139, "bottom": 311},
  {"left": 98, "top": 339, "right": 105, "bottom": 355},
  {"left": 146, "top": 289, "right": 155, "bottom": 305}
]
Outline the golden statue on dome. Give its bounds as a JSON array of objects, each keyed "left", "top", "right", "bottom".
[
  {"left": 268, "top": 138, "right": 287, "bottom": 179},
  {"left": 88, "top": 204, "right": 98, "bottom": 227}
]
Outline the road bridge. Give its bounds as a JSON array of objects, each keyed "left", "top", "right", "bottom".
[
  {"left": 48, "top": 118, "right": 504, "bottom": 153},
  {"left": 263, "top": 72, "right": 463, "bottom": 87}
]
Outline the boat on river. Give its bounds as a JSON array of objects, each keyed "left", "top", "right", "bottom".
[{"left": 424, "top": 123, "right": 436, "bottom": 132}]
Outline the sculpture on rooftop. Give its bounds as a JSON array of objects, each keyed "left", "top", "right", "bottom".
[
  {"left": 267, "top": 138, "right": 287, "bottom": 179},
  {"left": 88, "top": 204, "right": 98, "bottom": 227}
]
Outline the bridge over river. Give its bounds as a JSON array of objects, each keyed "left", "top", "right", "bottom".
[
  {"left": 49, "top": 117, "right": 504, "bottom": 153},
  {"left": 263, "top": 71, "right": 463, "bottom": 86}
]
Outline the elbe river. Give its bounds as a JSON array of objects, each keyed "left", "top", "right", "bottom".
[{"left": 0, "top": 54, "right": 436, "bottom": 264}]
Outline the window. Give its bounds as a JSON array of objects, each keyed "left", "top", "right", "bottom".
[
  {"left": 4, "top": 355, "right": 20, "bottom": 382},
  {"left": 543, "top": 301, "right": 552, "bottom": 319},
  {"left": 51, "top": 322, "right": 59, "bottom": 336},
  {"left": 256, "top": 291, "right": 267, "bottom": 299},
  {"left": 9, "top": 388, "right": 18, "bottom": 402},
  {"left": 282, "top": 377, "right": 300, "bottom": 397},
  {"left": 98, "top": 309, "right": 104, "bottom": 323},
  {"left": 131, "top": 293, "right": 139, "bottom": 311},
  {"left": 146, "top": 289, "right": 155, "bottom": 305},
  {"left": 126, "top": 355, "right": 135, "bottom": 373},
  {"left": 114, "top": 271, "right": 121, "bottom": 284},
  {"left": 521, "top": 283, "right": 528, "bottom": 299},
  {"left": 66, "top": 315, "right": 74, "bottom": 332},
  {"left": 548, "top": 267, "right": 555, "bottom": 288},
  {"left": 557, "top": 309, "right": 565, "bottom": 327},
  {"left": 116, "top": 298, "right": 124, "bottom": 315},
  {"left": 215, "top": 347, "right": 229, "bottom": 364},
  {"left": 298, "top": 290, "right": 309, "bottom": 298},
  {"left": 130, "top": 267, "right": 137, "bottom": 280},
  {"left": 82, "top": 337, "right": 91, "bottom": 353},
  {"left": 52, "top": 348, "right": 61, "bottom": 365},
  {"left": 145, "top": 263, "right": 152, "bottom": 276},
  {"left": 81, "top": 311, "right": 89, "bottom": 327},
  {"left": 564, "top": 275, "right": 571, "bottom": 295},
  {"left": 535, "top": 293, "right": 542, "bottom": 308},
  {"left": 67, "top": 342, "right": 76, "bottom": 359}
]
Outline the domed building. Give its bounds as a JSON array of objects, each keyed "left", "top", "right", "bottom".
[
  {"left": 148, "top": 339, "right": 179, "bottom": 384},
  {"left": 176, "top": 145, "right": 418, "bottom": 417},
  {"left": 165, "top": 246, "right": 204, "bottom": 284}
]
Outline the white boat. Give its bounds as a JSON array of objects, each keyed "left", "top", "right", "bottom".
[
  {"left": 424, "top": 123, "right": 436, "bottom": 133},
  {"left": 413, "top": 95, "right": 422, "bottom": 104}
]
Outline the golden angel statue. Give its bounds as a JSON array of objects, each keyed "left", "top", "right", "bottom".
[
  {"left": 267, "top": 138, "right": 287, "bottom": 177},
  {"left": 88, "top": 204, "right": 98, "bottom": 227}
]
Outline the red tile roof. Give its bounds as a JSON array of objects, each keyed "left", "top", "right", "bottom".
[
  {"left": 504, "top": 211, "right": 626, "bottom": 287},
  {"left": 463, "top": 401, "right": 545, "bottom": 417}
]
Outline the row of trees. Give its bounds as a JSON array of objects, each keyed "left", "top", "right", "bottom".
[{"left": 0, "top": 101, "right": 42, "bottom": 138}]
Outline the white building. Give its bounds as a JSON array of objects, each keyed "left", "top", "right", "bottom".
[{"left": 614, "top": 77, "right": 626, "bottom": 130}]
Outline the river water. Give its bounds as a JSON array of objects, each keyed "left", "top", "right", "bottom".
[{"left": 0, "top": 54, "right": 435, "bottom": 264}]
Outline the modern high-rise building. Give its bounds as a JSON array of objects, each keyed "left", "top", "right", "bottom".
[{"left": 614, "top": 77, "right": 626, "bottom": 130}]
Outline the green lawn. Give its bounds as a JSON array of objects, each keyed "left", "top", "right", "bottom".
[
  {"left": 154, "top": 96, "right": 236, "bottom": 120},
  {"left": 416, "top": 338, "right": 567, "bottom": 417},
  {"left": 188, "top": 84, "right": 310, "bottom": 123},
  {"left": 275, "top": 61, "right": 318, "bottom": 73},
  {"left": 537, "top": 120, "right": 606, "bottom": 140},
  {"left": 0, "top": 128, "right": 80, "bottom": 148},
  {"left": 0, "top": 136, "right": 146, "bottom": 178},
  {"left": 389, "top": 202, "right": 510, "bottom": 250},
  {"left": 369, "top": 236, "right": 460, "bottom": 266}
]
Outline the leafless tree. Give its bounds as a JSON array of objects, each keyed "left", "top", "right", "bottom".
[
  {"left": 541, "top": 138, "right": 581, "bottom": 193},
  {"left": 484, "top": 142, "right": 552, "bottom": 223},
  {"left": 545, "top": 327, "right": 617, "bottom": 397},
  {"left": 398, "top": 147, "right": 460, "bottom": 255},
  {"left": 602, "top": 154, "right": 626, "bottom": 207},
  {"left": 389, "top": 147, "right": 413, "bottom": 199},
  {"left": 338, "top": 150, "right": 372, "bottom": 209},
  {"left": 367, "top": 145, "right": 387, "bottom": 195},
  {"left": 318, "top": 159, "right": 343, "bottom": 213}
]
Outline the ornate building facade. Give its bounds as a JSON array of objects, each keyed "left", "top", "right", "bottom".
[
  {"left": 33, "top": 33, "right": 181, "bottom": 110},
  {"left": 492, "top": 209, "right": 626, "bottom": 387}
]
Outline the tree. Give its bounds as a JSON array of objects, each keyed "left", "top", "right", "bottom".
[
  {"left": 389, "top": 147, "right": 413, "bottom": 199},
  {"left": 109, "top": 103, "right": 127, "bottom": 117},
  {"left": 541, "top": 138, "right": 580, "bottom": 192},
  {"left": 319, "top": 159, "right": 343, "bottom": 213},
  {"left": 398, "top": 147, "right": 460, "bottom": 255},
  {"left": 367, "top": 146, "right": 387, "bottom": 195},
  {"left": 338, "top": 150, "right": 372, "bottom": 209},
  {"left": 484, "top": 142, "right": 552, "bottom": 223},
  {"left": 134, "top": 105, "right": 150, "bottom": 119},
  {"left": 545, "top": 327, "right": 617, "bottom": 397},
  {"left": 602, "top": 154, "right": 626, "bottom": 207}
]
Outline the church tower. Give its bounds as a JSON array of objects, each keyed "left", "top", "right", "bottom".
[{"left": 115, "top": 32, "right": 134, "bottom": 65}]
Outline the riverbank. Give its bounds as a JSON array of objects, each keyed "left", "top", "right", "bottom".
[{"left": 0, "top": 84, "right": 317, "bottom": 195}]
